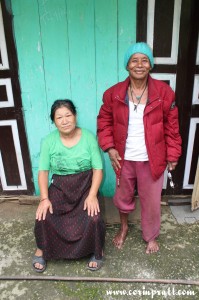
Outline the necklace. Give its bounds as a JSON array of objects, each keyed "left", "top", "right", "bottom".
[{"left": 130, "top": 83, "right": 147, "bottom": 112}]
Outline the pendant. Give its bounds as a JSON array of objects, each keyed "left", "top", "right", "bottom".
[
  {"left": 134, "top": 104, "right": 137, "bottom": 111},
  {"left": 136, "top": 96, "right": 141, "bottom": 101}
]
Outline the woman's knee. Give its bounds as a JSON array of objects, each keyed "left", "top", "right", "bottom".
[{"left": 89, "top": 214, "right": 102, "bottom": 224}]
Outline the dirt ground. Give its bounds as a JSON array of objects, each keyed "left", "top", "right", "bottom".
[{"left": 0, "top": 200, "right": 199, "bottom": 300}]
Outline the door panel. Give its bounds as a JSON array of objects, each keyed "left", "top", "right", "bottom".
[
  {"left": 183, "top": 119, "right": 199, "bottom": 189},
  {"left": 137, "top": 0, "right": 199, "bottom": 194},
  {"left": 0, "top": 121, "right": 27, "bottom": 190},
  {"left": 0, "top": 3, "right": 8, "bottom": 70},
  {"left": 147, "top": 0, "right": 181, "bottom": 65},
  {"left": 0, "top": 1, "right": 34, "bottom": 194}
]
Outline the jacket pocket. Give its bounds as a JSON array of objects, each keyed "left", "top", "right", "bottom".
[{"left": 153, "top": 122, "right": 164, "bottom": 145}]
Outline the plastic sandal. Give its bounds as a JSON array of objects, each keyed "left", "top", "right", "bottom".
[
  {"left": 32, "top": 255, "right": 47, "bottom": 273},
  {"left": 87, "top": 255, "right": 104, "bottom": 271}
]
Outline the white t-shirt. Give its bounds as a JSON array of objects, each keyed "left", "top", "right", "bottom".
[{"left": 124, "top": 101, "right": 149, "bottom": 161}]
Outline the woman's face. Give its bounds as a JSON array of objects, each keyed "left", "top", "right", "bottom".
[
  {"left": 127, "top": 53, "right": 151, "bottom": 80},
  {"left": 54, "top": 106, "right": 76, "bottom": 136}
]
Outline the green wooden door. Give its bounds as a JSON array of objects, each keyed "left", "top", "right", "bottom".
[{"left": 11, "top": 0, "right": 137, "bottom": 195}]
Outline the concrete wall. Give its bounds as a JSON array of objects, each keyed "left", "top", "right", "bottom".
[{"left": 10, "top": 0, "right": 136, "bottom": 195}]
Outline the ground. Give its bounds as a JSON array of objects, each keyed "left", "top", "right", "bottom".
[{"left": 0, "top": 201, "right": 199, "bottom": 300}]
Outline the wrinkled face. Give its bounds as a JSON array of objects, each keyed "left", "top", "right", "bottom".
[
  {"left": 127, "top": 53, "right": 151, "bottom": 80},
  {"left": 54, "top": 106, "right": 76, "bottom": 135}
]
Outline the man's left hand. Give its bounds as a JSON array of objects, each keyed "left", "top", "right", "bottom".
[{"left": 167, "top": 161, "right": 178, "bottom": 171}]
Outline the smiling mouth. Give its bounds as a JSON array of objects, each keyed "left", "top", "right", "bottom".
[
  {"left": 135, "top": 69, "right": 145, "bottom": 71},
  {"left": 134, "top": 70, "right": 145, "bottom": 74}
]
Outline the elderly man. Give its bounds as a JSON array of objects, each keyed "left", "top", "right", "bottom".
[{"left": 97, "top": 42, "right": 181, "bottom": 254}]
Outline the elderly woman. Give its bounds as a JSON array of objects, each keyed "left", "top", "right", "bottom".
[
  {"left": 33, "top": 100, "right": 105, "bottom": 272},
  {"left": 97, "top": 42, "right": 181, "bottom": 254}
]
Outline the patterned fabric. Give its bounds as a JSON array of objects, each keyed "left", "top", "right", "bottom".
[{"left": 34, "top": 170, "right": 105, "bottom": 260}]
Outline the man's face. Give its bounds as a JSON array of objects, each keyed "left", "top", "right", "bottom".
[{"left": 127, "top": 53, "right": 151, "bottom": 80}]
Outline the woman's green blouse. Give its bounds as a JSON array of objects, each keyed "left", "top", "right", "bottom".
[{"left": 39, "top": 128, "right": 103, "bottom": 175}]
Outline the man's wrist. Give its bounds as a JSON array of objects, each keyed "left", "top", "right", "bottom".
[{"left": 106, "top": 147, "right": 114, "bottom": 153}]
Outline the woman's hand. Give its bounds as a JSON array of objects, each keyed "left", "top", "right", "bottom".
[
  {"left": 83, "top": 195, "right": 100, "bottom": 217},
  {"left": 108, "top": 148, "right": 121, "bottom": 171},
  {"left": 36, "top": 199, "right": 53, "bottom": 221},
  {"left": 83, "top": 169, "right": 102, "bottom": 217}
]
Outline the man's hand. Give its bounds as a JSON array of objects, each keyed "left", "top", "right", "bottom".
[
  {"left": 108, "top": 148, "right": 122, "bottom": 171},
  {"left": 167, "top": 161, "right": 178, "bottom": 171}
]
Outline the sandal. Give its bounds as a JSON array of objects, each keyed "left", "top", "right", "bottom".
[
  {"left": 87, "top": 255, "right": 104, "bottom": 271},
  {"left": 32, "top": 255, "right": 47, "bottom": 273}
]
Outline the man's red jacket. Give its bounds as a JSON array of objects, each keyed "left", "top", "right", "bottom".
[{"left": 97, "top": 75, "right": 182, "bottom": 182}]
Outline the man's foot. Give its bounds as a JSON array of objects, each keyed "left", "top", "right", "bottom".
[
  {"left": 33, "top": 248, "right": 45, "bottom": 271},
  {"left": 146, "top": 240, "right": 159, "bottom": 254},
  {"left": 112, "top": 226, "right": 128, "bottom": 249}
]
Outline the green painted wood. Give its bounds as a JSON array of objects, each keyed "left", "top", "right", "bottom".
[
  {"left": 11, "top": 0, "right": 49, "bottom": 194},
  {"left": 11, "top": 0, "right": 137, "bottom": 195},
  {"left": 118, "top": 0, "right": 137, "bottom": 81},
  {"left": 66, "top": 0, "right": 96, "bottom": 132},
  {"left": 95, "top": 0, "right": 118, "bottom": 113},
  {"left": 38, "top": 0, "right": 71, "bottom": 122},
  {"left": 95, "top": 0, "right": 137, "bottom": 196},
  {"left": 94, "top": 0, "right": 118, "bottom": 196}
]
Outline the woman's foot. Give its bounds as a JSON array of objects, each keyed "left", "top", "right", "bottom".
[
  {"left": 146, "top": 240, "right": 159, "bottom": 254},
  {"left": 87, "top": 255, "right": 104, "bottom": 271},
  {"left": 32, "top": 248, "right": 46, "bottom": 272},
  {"left": 112, "top": 225, "right": 128, "bottom": 249}
]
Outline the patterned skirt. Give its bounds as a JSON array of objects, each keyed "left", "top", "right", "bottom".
[{"left": 34, "top": 169, "right": 105, "bottom": 260}]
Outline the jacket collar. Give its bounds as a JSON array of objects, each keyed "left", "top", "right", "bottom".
[
  {"left": 115, "top": 74, "right": 159, "bottom": 104},
  {"left": 115, "top": 77, "right": 130, "bottom": 103}
]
